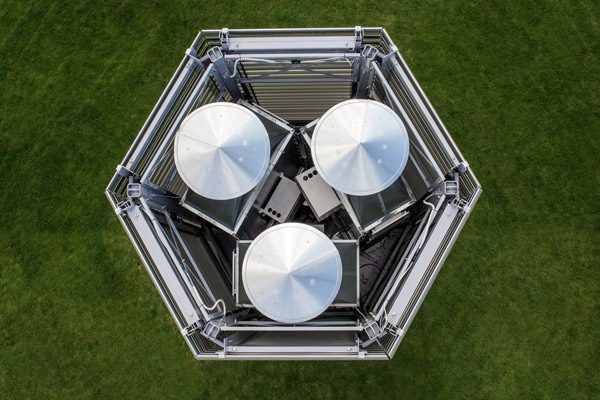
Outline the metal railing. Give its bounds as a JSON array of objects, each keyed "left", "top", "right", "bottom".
[{"left": 106, "top": 27, "right": 481, "bottom": 360}]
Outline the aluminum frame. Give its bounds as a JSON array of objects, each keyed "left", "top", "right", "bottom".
[{"left": 106, "top": 27, "right": 481, "bottom": 360}]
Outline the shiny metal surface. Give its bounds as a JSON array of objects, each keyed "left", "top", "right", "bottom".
[
  {"left": 107, "top": 28, "right": 482, "bottom": 360},
  {"left": 242, "top": 223, "right": 342, "bottom": 323},
  {"left": 174, "top": 102, "right": 270, "bottom": 200},
  {"left": 311, "top": 99, "right": 410, "bottom": 196}
]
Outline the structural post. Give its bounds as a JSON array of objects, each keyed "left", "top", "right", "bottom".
[
  {"left": 207, "top": 47, "right": 243, "bottom": 101},
  {"left": 353, "top": 45, "right": 378, "bottom": 98}
]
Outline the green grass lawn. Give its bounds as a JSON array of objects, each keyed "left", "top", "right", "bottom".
[{"left": 1, "top": 1, "right": 598, "bottom": 398}]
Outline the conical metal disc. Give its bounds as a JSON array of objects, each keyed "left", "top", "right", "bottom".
[
  {"left": 174, "top": 102, "right": 270, "bottom": 200},
  {"left": 242, "top": 223, "right": 342, "bottom": 323},
  {"left": 311, "top": 99, "right": 410, "bottom": 196}
]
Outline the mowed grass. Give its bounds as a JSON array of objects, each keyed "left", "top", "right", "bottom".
[{"left": 1, "top": 1, "right": 598, "bottom": 398}]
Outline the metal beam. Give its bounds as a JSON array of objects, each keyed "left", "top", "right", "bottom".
[
  {"left": 353, "top": 44, "right": 378, "bottom": 98},
  {"left": 207, "top": 47, "right": 243, "bottom": 100}
]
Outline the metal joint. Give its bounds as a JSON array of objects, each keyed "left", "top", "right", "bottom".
[
  {"left": 454, "top": 161, "right": 469, "bottom": 174},
  {"left": 361, "top": 44, "right": 378, "bottom": 60},
  {"left": 443, "top": 180, "right": 459, "bottom": 197},
  {"left": 185, "top": 47, "right": 198, "bottom": 59},
  {"left": 451, "top": 197, "right": 472, "bottom": 214},
  {"left": 360, "top": 316, "right": 385, "bottom": 347},
  {"left": 115, "top": 199, "right": 133, "bottom": 215},
  {"left": 181, "top": 320, "right": 204, "bottom": 336},
  {"left": 354, "top": 26, "right": 364, "bottom": 51},
  {"left": 127, "top": 182, "right": 142, "bottom": 199},
  {"left": 202, "top": 320, "right": 220, "bottom": 337},
  {"left": 220, "top": 28, "right": 230, "bottom": 51},
  {"left": 353, "top": 45, "right": 376, "bottom": 98},
  {"left": 201, "top": 320, "right": 225, "bottom": 347},
  {"left": 207, "top": 46, "right": 224, "bottom": 63},
  {"left": 185, "top": 47, "right": 209, "bottom": 67},
  {"left": 116, "top": 164, "right": 136, "bottom": 178},
  {"left": 208, "top": 46, "right": 243, "bottom": 100},
  {"left": 386, "top": 44, "right": 399, "bottom": 55},
  {"left": 381, "top": 49, "right": 399, "bottom": 76}
]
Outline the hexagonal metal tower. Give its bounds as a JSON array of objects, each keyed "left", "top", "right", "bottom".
[{"left": 106, "top": 27, "right": 481, "bottom": 360}]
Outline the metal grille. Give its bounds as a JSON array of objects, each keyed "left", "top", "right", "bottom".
[{"left": 239, "top": 60, "right": 353, "bottom": 122}]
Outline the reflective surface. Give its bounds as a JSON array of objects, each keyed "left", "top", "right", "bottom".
[
  {"left": 174, "top": 102, "right": 270, "bottom": 200},
  {"left": 242, "top": 223, "right": 342, "bottom": 323},
  {"left": 311, "top": 99, "right": 410, "bottom": 196}
]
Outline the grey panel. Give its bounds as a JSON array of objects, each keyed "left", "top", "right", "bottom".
[
  {"left": 347, "top": 177, "right": 412, "bottom": 228},
  {"left": 296, "top": 167, "right": 342, "bottom": 221},
  {"left": 182, "top": 190, "right": 248, "bottom": 230},
  {"left": 262, "top": 174, "right": 302, "bottom": 223}
]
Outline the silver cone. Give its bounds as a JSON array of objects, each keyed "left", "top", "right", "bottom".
[
  {"left": 174, "top": 102, "right": 270, "bottom": 200},
  {"left": 242, "top": 223, "right": 342, "bottom": 323},
  {"left": 311, "top": 99, "right": 410, "bottom": 196}
]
